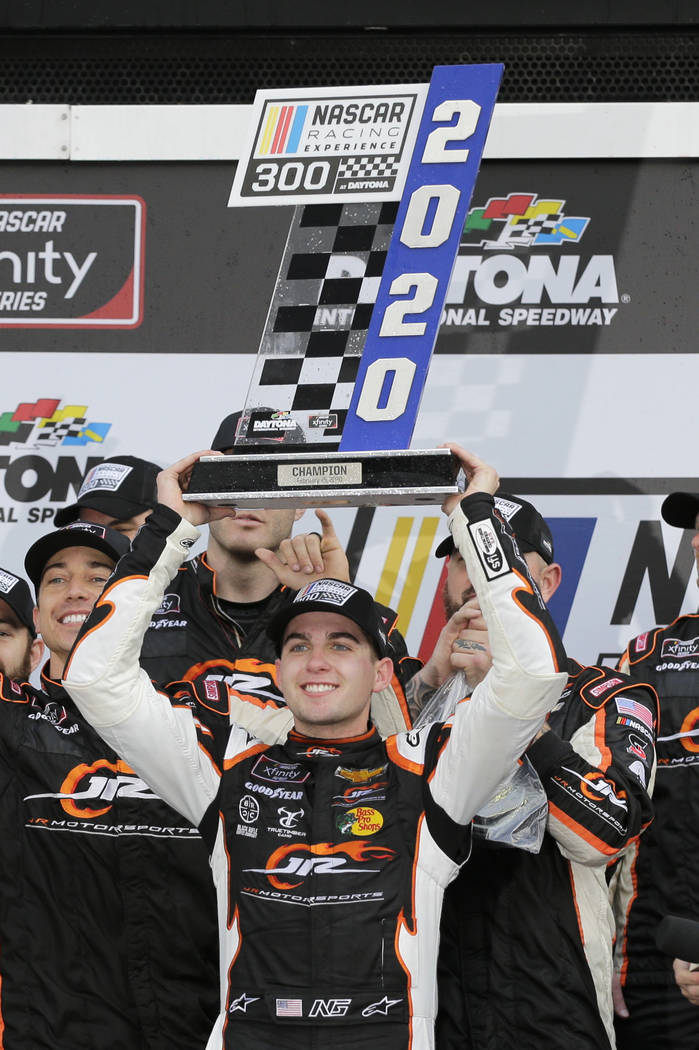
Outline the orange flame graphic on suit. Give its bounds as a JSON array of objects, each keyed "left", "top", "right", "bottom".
[{"left": 264, "top": 840, "right": 395, "bottom": 890}]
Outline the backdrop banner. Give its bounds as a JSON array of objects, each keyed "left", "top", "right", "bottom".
[{"left": 0, "top": 156, "right": 695, "bottom": 666}]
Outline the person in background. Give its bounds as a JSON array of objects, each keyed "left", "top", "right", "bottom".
[
  {"left": 55, "top": 454, "right": 160, "bottom": 539},
  {"left": 674, "top": 959, "right": 699, "bottom": 1007},
  {"left": 0, "top": 519, "right": 219, "bottom": 1049},
  {"left": 139, "top": 413, "right": 417, "bottom": 740},
  {"left": 0, "top": 567, "right": 44, "bottom": 679},
  {"left": 406, "top": 484, "right": 656, "bottom": 1050},
  {"left": 613, "top": 489, "right": 699, "bottom": 1050}
]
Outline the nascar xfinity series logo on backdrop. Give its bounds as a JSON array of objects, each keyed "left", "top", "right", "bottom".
[
  {"left": 228, "top": 86, "right": 428, "bottom": 205},
  {"left": 441, "top": 191, "right": 620, "bottom": 329},
  {"left": 0, "top": 196, "right": 145, "bottom": 327}
]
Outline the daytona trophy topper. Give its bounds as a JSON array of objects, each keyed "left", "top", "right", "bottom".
[{"left": 185, "top": 64, "right": 503, "bottom": 508}]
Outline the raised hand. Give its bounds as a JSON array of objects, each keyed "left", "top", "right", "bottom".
[{"left": 254, "top": 508, "right": 350, "bottom": 588}]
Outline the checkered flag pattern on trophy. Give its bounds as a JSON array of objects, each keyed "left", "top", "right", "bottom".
[{"left": 234, "top": 200, "right": 398, "bottom": 453}]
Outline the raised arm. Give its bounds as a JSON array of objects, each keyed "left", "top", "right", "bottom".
[
  {"left": 424, "top": 445, "right": 568, "bottom": 825},
  {"left": 526, "top": 667, "right": 657, "bottom": 864},
  {"left": 63, "top": 452, "right": 239, "bottom": 826}
]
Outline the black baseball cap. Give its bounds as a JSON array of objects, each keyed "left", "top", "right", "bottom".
[
  {"left": 268, "top": 578, "right": 389, "bottom": 658},
  {"left": 24, "top": 521, "right": 131, "bottom": 593},
  {"left": 661, "top": 492, "right": 699, "bottom": 530},
  {"left": 54, "top": 456, "right": 160, "bottom": 527},
  {"left": 0, "top": 568, "right": 37, "bottom": 637},
  {"left": 211, "top": 409, "right": 307, "bottom": 452},
  {"left": 436, "top": 493, "right": 555, "bottom": 565}
]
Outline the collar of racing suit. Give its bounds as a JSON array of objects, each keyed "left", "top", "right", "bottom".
[
  {"left": 40, "top": 662, "right": 92, "bottom": 728},
  {"left": 285, "top": 726, "right": 380, "bottom": 762},
  {"left": 40, "top": 661, "right": 70, "bottom": 703}
]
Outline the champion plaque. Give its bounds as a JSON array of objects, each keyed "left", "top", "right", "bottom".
[
  {"left": 185, "top": 447, "right": 458, "bottom": 508},
  {"left": 184, "top": 64, "right": 502, "bottom": 509}
]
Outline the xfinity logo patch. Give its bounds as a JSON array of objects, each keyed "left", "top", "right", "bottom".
[
  {"left": 154, "top": 593, "right": 182, "bottom": 616},
  {"left": 251, "top": 756, "right": 311, "bottom": 785},
  {"left": 661, "top": 636, "right": 699, "bottom": 660}
]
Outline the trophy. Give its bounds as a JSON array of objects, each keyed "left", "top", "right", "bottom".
[{"left": 184, "top": 64, "right": 503, "bottom": 509}]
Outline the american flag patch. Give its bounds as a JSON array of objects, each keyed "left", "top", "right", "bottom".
[
  {"left": 276, "top": 998, "right": 303, "bottom": 1018},
  {"left": 616, "top": 697, "right": 654, "bottom": 729}
]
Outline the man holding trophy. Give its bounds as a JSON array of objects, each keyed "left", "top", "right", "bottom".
[
  {"left": 64, "top": 442, "right": 568, "bottom": 1050},
  {"left": 65, "top": 63, "right": 527, "bottom": 1049}
]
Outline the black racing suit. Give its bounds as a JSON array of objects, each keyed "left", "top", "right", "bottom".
[
  {"left": 0, "top": 666, "right": 218, "bottom": 1049},
  {"left": 436, "top": 660, "right": 656, "bottom": 1050},
  {"left": 613, "top": 613, "right": 699, "bottom": 1050},
  {"left": 138, "top": 540, "right": 418, "bottom": 738},
  {"left": 65, "top": 494, "right": 568, "bottom": 1049}
]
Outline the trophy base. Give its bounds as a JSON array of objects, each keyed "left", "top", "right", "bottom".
[{"left": 184, "top": 448, "right": 459, "bottom": 508}]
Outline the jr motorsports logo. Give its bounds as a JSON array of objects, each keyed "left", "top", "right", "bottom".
[
  {"left": 442, "top": 191, "right": 620, "bottom": 329},
  {"left": 25, "top": 758, "right": 159, "bottom": 819},
  {"left": 228, "top": 85, "right": 426, "bottom": 206},
  {"left": 0, "top": 397, "right": 110, "bottom": 448},
  {"left": 245, "top": 840, "right": 396, "bottom": 891},
  {"left": 0, "top": 196, "right": 145, "bottom": 327}
]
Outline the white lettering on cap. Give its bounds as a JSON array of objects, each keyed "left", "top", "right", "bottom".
[
  {"left": 78, "top": 462, "right": 133, "bottom": 497},
  {"left": 296, "top": 579, "right": 356, "bottom": 606},
  {"left": 0, "top": 569, "right": 20, "bottom": 595}
]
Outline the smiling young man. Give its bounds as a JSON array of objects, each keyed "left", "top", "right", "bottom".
[
  {"left": 64, "top": 445, "right": 568, "bottom": 1050},
  {"left": 27, "top": 538, "right": 118, "bottom": 677},
  {"left": 273, "top": 594, "right": 394, "bottom": 739},
  {"left": 0, "top": 520, "right": 221, "bottom": 1049}
]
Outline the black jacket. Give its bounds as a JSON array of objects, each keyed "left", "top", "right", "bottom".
[
  {"left": 437, "top": 660, "right": 657, "bottom": 1050},
  {"left": 612, "top": 614, "right": 699, "bottom": 1049},
  {"left": 0, "top": 666, "right": 218, "bottom": 1049},
  {"left": 65, "top": 492, "right": 569, "bottom": 1050}
]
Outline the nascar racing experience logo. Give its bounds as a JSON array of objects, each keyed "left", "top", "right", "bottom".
[
  {"left": 441, "top": 192, "right": 620, "bottom": 328},
  {"left": 229, "top": 85, "right": 423, "bottom": 205}
]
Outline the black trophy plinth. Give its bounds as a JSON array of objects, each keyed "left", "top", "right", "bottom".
[{"left": 183, "top": 448, "right": 459, "bottom": 508}]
